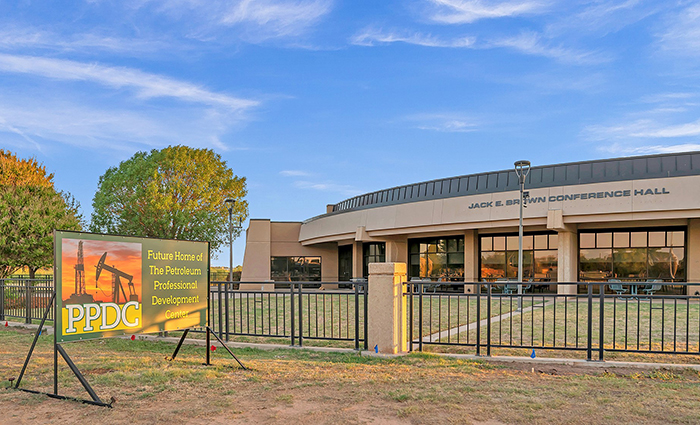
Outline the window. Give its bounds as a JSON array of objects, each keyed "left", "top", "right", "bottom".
[
  {"left": 480, "top": 233, "right": 558, "bottom": 282},
  {"left": 578, "top": 229, "right": 685, "bottom": 282},
  {"left": 363, "top": 243, "right": 385, "bottom": 277},
  {"left": 270, "top": 256, "right": 321, "bottom": 281},
  {"left": 408, "top": 237, "right": 464, "bottom": 280}
]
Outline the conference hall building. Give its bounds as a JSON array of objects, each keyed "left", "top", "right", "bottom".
[{"left": 240, "top": 151, "right": 700, "bottom": 295}]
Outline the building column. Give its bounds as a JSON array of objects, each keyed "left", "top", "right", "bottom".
[
  {"left": 557, "top": 230, "right": 578, "bottom": 295},
  {"left": 386, "top": 237, "right": 407, "bottom": 264},
  {"left": 367, "top": 263, "right": 408, "bottom": 354},
  {"left": 464, "top": 230, "right": 479, "bottom": 294},
  {"left": 352, "top": 241, "right": 363, "bottom": 279},
  {"left": 687, "top": 219, "right": 700, "bottom": 296},
  {"left": 548, "top": 210, "right": 578, "bottom": 295}
]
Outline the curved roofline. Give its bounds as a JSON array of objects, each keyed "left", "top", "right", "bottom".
[{"left": 304, "top": 151, "right": 700, "bottom": 224}]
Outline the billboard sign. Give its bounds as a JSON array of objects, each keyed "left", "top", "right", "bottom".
[{"left": 55, "top": 231, "right": 209, "bottom": 343}]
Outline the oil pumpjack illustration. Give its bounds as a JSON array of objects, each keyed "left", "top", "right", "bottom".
[
  {"left": 95, "top": 252, "right": 139, "bottom": 303},
  {"left": 65, "top": 241, "right": 96, "bottom": 304}
]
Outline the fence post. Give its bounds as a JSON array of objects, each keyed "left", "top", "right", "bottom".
[
  {"left": 290, "top": 283, "right": 296, "bottom": 346},
  {"left": 586, "top": 283, "right": 593, "bottom": 361},
  {"left": 476, "top": 283, "right": 481, "bottom": 356},
  {"left": 25, "top": 279, "right": 31, "bottom": 324},
  {"left": 298, "top": 282, "right": 303, "bottom": 347},
  {"left": 418, "top": 281, "right": 423, "bottom": 352},
  {"left": 217, "top": 282, "right": 223, "bottom": 340},
  {"left": 486, "top": 283, "right": 492, "bottom": 357},
  {"left": 408, "top": 281, "right": 413, "bottom": 352},
  {"left": 354, "top": 282, "right": 360, "bottom": 351},
  {"left": 363, "top": 282, "right": 368, "bottom": 351},
  {"left": 224, "top": 281, "right": 230, "bottom": 342},
  {"left": 0, "top": 279, "right": 5, "bottom": 321},
  {"left": 599, "top": 283, "right": 605, "bottom": 361}
]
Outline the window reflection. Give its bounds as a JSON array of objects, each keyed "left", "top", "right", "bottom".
[
  {"left": 481, "top": 251, "right": 505, "bottom": 280},
  {"left": 408, "top": 237, "right": 465, "bottom": 280},
  {"left": 579, "top": 249, "right": 612, "bottom": 281},
  {"left": 363, "top": 243, "right": 386, "bottom": 278},
  {"left": 480, "top": 233, "right": 558, "bottom": 282},
  {"left": 578, "top": 229, "right": 686, "bottom": 282},
  {"left": 271, "top": 256, "right": 322, "bottom": 282}
]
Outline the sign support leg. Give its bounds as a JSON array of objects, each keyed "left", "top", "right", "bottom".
[
  {"left": 206, "top": 326, "right": 247, "bottom": 370},
  {"left": 55, "top": 344, "right": 107, "bottom": 405},
  {"left": 15, "top": 292, "right": 55, "bottom": 389},
  {"left": 205, "top": 327, "right": 211, "bottom": 365},
  {"left": 168, "top": 329, "right": 190, "bottom": 361}
]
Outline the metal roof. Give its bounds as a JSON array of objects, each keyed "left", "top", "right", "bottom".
[{"left": 329, "top": 151, "right": 700, "bottom": 214}]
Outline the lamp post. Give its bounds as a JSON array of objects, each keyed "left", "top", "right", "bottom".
[{"left": 514, "top": 160, "right": 531, "bottom": 312}]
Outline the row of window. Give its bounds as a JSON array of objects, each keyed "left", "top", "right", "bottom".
[{"left": 270, "top": 228, "right": 688, "bottom": 283}]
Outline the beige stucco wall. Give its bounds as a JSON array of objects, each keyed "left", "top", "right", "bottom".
[
  {"left": 241, "top": 220, "right": 339, "bottom": 284},
  {"left": 299, "top": 176, "right": 700, "bottom": 245},
  {"left": 240, "top": 219, "right": 271, "bottom": 282}
]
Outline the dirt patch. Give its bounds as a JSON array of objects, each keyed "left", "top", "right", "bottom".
[{"left": 2, "top": 329, "right": 700, "bottom": 424}]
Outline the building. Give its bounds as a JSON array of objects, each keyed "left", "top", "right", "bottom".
[{"left": 241, "top": 151, "right": 700, "bottom": 295}]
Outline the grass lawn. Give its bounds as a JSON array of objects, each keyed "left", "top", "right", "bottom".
[{"left": 2, "top": 327, "right": 700, "bottom": 424}]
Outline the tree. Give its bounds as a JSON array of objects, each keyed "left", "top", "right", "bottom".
[
  {"left": 0, "top": 150, "right": 82, "bottom": 278},
  {"left": 90, "top": 145, "right": 247, "bottom": 253}
]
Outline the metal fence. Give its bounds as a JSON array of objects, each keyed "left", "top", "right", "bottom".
[
  {"left": 407, "top": 281, "right": 700, "bottom": 360},
  {"left": 208, "top": 281, "right": 368, "bottom": 350},
  {"left": 5, "top": 276, "right": 698, "bottom": 360},
  {"left": 0, "top": 278, "right": 55, "bottom": 323}
]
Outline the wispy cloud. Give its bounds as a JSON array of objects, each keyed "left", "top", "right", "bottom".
[
  {"left": 0, "top": 53, "right": 258, "bottom": 110},
  {"left": 639, "top": 92, "right": 697, "bottom": 104},
  {"left": 584, "top": 91, "right": 700, "bottom": 155},
  {"left": 585, "top": 117, "right": 700, "bottom": 144},
  {"left": 280, "top": 170, "right": 313, "bottom": 177},
  {"left": 350, "top": 28, "right": 475, "bottom": 48},
  {"left": 0, "top": 27, "right": 169, "bottom": 54},
  {"left": 600, "top": 143, "right": 700, "bottom": 156},
  {"left": 546, "top": 0, "right": 659, "bottom": 37},
  {"left": 0, "top": 97, "right": 241, "bottom": 153},
  {"left": 351, "top": 28, "right": 604, "bottom": 64},
  {"left": 657, "top": 3, "right": 700, "bottom": 55},
  {"left": 220, "top": 0, "right": 332, "bottom": 37},
  {"left": 428, "top": 0, "right": 547, "bottom": 24},
  {"left": 144, "top": 0, "right": 333, "bottom": 42},
  {"left": 293, "top": 180, "right": 361, "bottom": 196},
  {"left": 403, "top": 113, "right": 480, "bottom": 132},
  {"left": 487, "top": 32, "right": 609, "bottom": 64}
]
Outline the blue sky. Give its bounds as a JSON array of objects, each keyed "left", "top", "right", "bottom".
[{"left": 2, "top": 0, "right": 700, "bottom": 266}]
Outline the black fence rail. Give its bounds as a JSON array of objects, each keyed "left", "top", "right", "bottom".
[
  {"left": 407, "top": 281, "right": 700, "bottom": 360},
  {"left": 208, "top": 281, "right": 368, "bottom": 350},
  {"left": 0, "top": 278, "right": 55, "bottom": 323}
]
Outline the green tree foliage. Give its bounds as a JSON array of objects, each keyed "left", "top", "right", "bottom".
[
  {"left": 0, "top": 150, "right": 82, "bottom": 278},
  {"left": 90, "top": 145, "right": 247, "bottom": 253}
]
